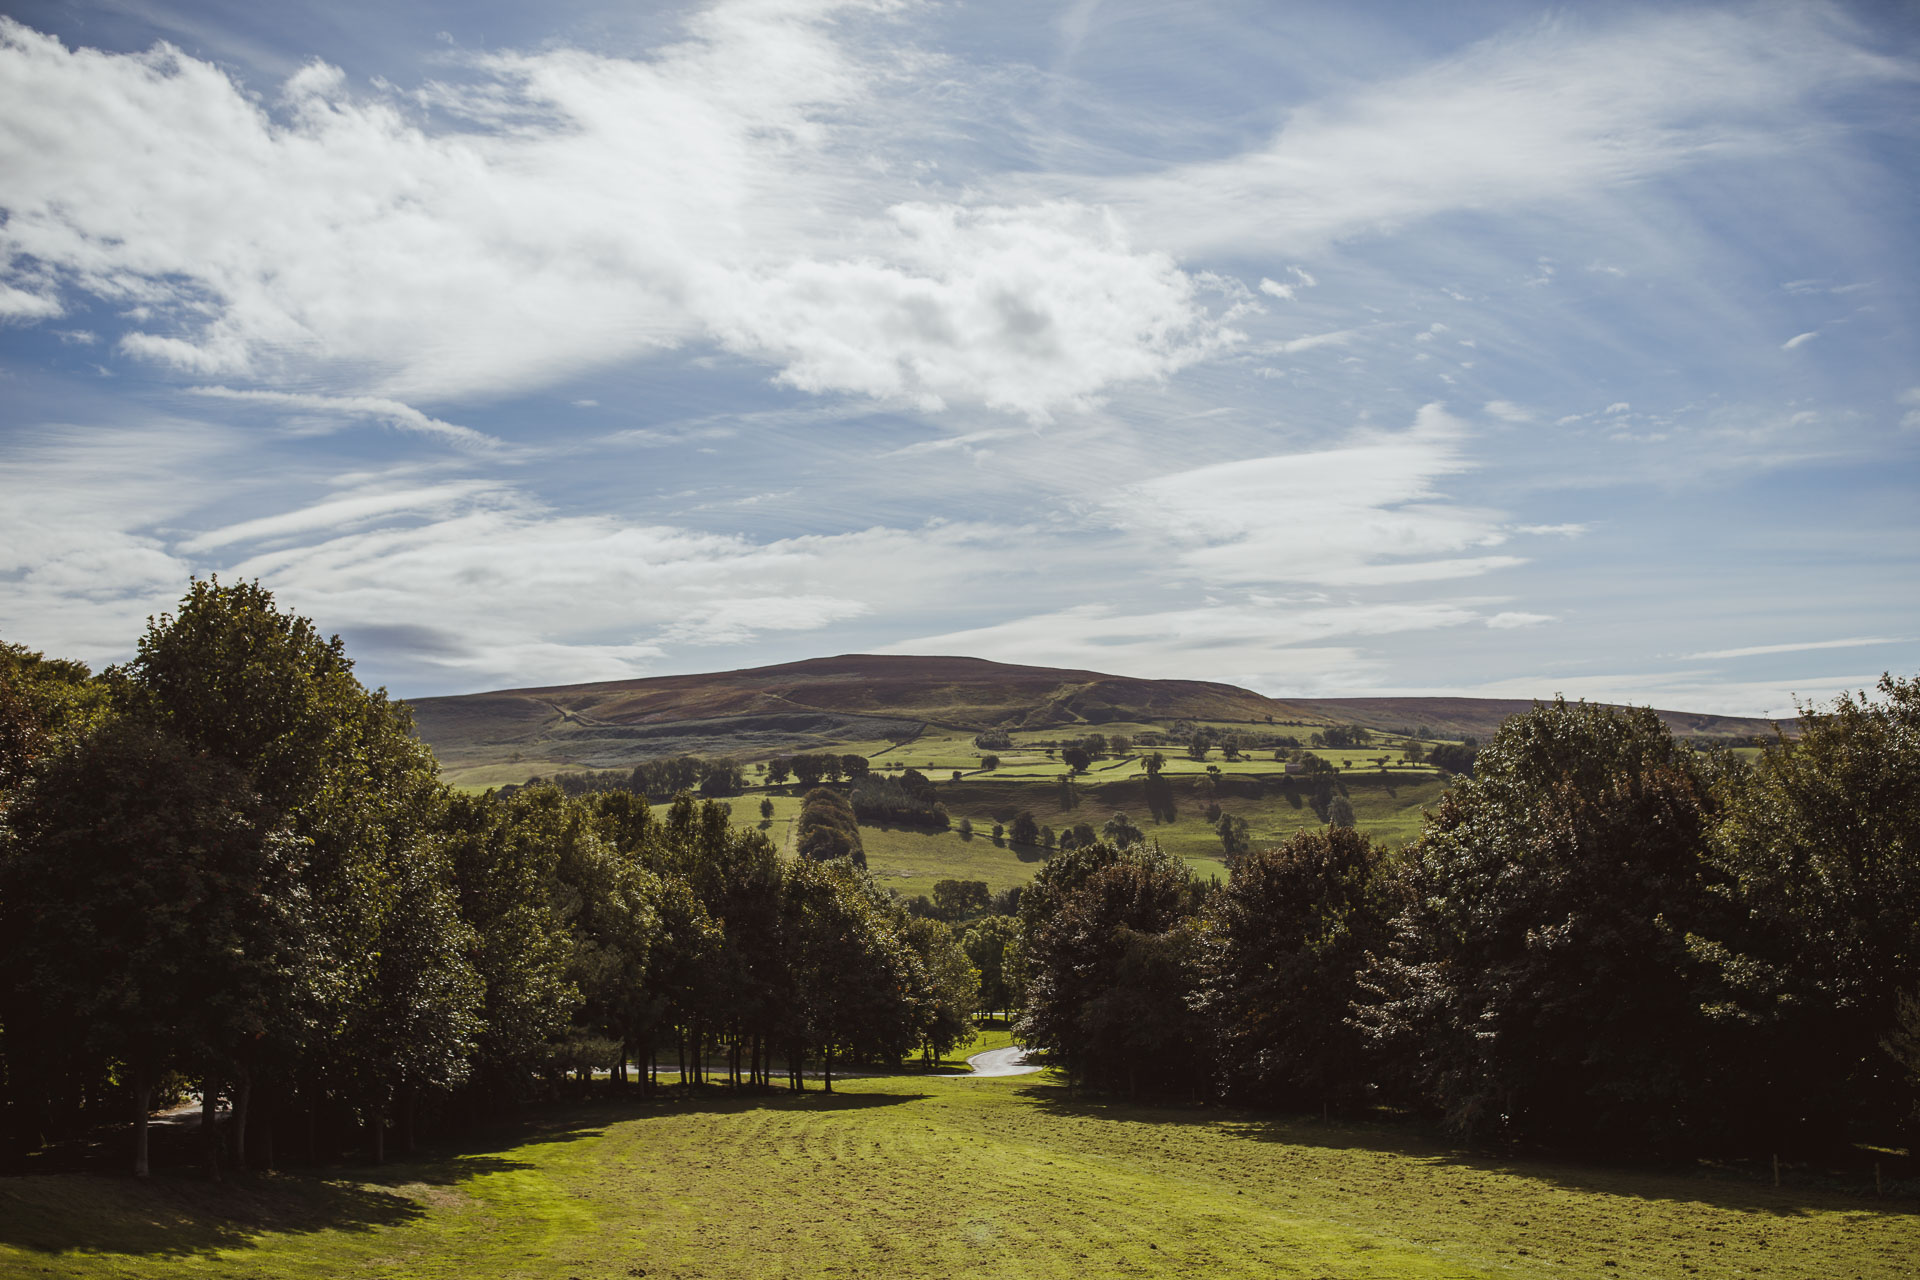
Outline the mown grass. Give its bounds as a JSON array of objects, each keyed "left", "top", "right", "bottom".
[{"left": 4, "top": 1071, "right": 1910, "bottom": 1279}]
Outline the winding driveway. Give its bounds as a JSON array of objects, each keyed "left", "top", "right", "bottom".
[{"left": 942, "top": 1045, "right": 1042, "bottom": 1078}]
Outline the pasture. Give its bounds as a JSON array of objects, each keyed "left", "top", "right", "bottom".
[{"left": 3, "top": 1067, "right": 1909, "bottom": 1279}]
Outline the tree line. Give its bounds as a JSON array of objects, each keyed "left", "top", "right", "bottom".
[
  {"left": 1014, "top": 687, "right": 1920, "bottom": 1156},
  {"left": 0, "top": 581, "right": 974, "bottom": 1178}
]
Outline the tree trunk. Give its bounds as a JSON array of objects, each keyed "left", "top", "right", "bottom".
[
  {"left": 371, "top": 1111, "right": 385, "bottom": 1164},
  {"left": 131, "top": 1063, "right": 152, "bottom": 1179},
  {"left": 823, "top": 1045, "right": 834, "bottom": 1094},
  {"left": 261, "top": 1108, "right": 274, "bottom": 1172},
  {"left": 201, "top": 1084, "right": 222, "bottom": 1182},
  {"left": 401, "top": 1088, "right": 416, "bottom": 1155},
  {"left": 232, "top": 1069, "right": 252, "bottom": 1173}
]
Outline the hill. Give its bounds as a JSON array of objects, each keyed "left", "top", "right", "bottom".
[{"left": 406, "top": 653, "right": 1782, "bottom": 788}]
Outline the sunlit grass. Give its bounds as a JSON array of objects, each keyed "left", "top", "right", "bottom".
[{"left": 6, "top": 1071, "right": 1909, "bottom": 1279}]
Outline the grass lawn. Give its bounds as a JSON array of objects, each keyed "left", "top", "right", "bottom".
[{"left": 4, "top": 1071, "right": 1910, "bottom": 1279}]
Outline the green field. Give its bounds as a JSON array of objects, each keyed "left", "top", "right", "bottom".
[
  {"left": 665, "top": 759, "right": 1447, "bottom": 898},
  {"left": 5, "top": 1069, "right": 1909, "bottom": 1278}
]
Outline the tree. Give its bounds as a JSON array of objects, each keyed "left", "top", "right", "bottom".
[
  {"left": 1143, "top": 751, "right": 1166, "bottom": 777},
  {"left": 904, "top": 917, "right": 978, "bottom": 1067},
  {"left": 795, "top": 788, "right": 864, "bottom": 866},
  {"left": 932, "top": 879, "right": 990, "bottom": 921},
  {"left": 840, "top": 755, "right": 870, "bottom": 782},
  {"left": 782, "top": 860, "right": 925, "bottom": 1090},
  {"left": 1704, "top": 674, "right": 1920, "bottom": 1146},
  {"left": 1354, "top": 700, "right": 1720, "bottom": 1151},
  {"left": 1220, "top": 735, "right": 1243, "bottom": 762},
  {"left": 1109, "top": 735, "right": 1132, "bottom": 758},
  {"left": 759, "top": 797, "right": 775, "bottom": 823},
  {"left": 1187, "top": 735, "right": 1209, "bottom": 761},
  {"left": 980, "top": 754, "right": 1001, "bottom": 771},
  {"left": 1016, "top": 842, "right": 1202, "bottom": 1095},
  {"left": 958, "top": 816, "right": 974, "bottom": 840},
  {"left": 1009, "top": 810, "right": 1039, "bottom": 847},
  {"left": 112, "top": 578, "right": 461, "bottom": 1168},
  {"left": 963, "top": 916, "right": 1020, "bottom": 1017},
  {"left": 1326, "top": 795, "right": 1356, "bottom": 829},
  {"left": 1197, "top": 828, "right": 1392, "bottom": 1110},
  {"left": 112, "top": 577, "right": 361, "bottom": 815},
  {"left": 768, "top": 758, "right": 792, "bottom": 786},
  {"left": 1215, "top": 813, "right": 1250, "bottom": 861},
  {"left": 1061, "top": 745, "right": 1092, "bottom": 774},
  {"left": 443, "top": 790, "right": 582, "bottom": 1096},
  {"left": 791, "top": 754, "right": 828, "bottom": 788},
  {"left": 1101, "top": 811, "right": 1144, "bottom": 848},
  {"left": 2, "top": 718, "right": 308, "bottom": 1177}
]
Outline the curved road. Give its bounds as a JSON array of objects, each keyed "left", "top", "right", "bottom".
[{"left": 943, "top": 1045, "right": 1042, "bottom": 1078}]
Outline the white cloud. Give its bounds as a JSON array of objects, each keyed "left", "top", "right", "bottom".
[
  {"left": 881, "top": 597, "right": 1487, "bottom": 687},
  {"left": 1898, "top": 387, "right": 1920, "bottom": 430},
  {"left": 0, "top": 415, "right": 1036, "bottom": 689},
  {"left": 0, "top": 281, "right": 61, "bottom": 318},
  {"left": 1781, "top": 330, "right": 1820, "bottom": 350},
  {"left": 179, "top": 480, "right": 505, "bottom": 552},
  {"left": 1115, "top": 403, "right": 1518, "bottom": 588},
  {"left": 1681, "top": 636, "right": 1903, "bottom": 661},
  {"left": 1484, "top": 399, "right": 1531, "bottom": 423},
  {"left": 1086, "top": 8, "right": 1906, "bottom": 256},
  {"left": 1422, "top": 670, "right": 1883, "bottom": 720},
  {"left": 1257, "top": 266, "right": 1317, "bottom": 300},
  {"left": 1486, "top": 611, "right": 1552, "bottom": 629},
  {"left": 185, "top": 387, "right": 501, "bottom": 449},
  {"left": 1605, "top": 402, "right": 1632, "bottom": 415},
  {"left": 0, "top": 8, "right": 1232, "bottom": 417}
]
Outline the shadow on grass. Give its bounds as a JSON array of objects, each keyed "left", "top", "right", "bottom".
[
  {"left": 0, "top": 1087, "right": 925, "bottom": 1261},
  {"left": 1008, "top": 1080, "right": 1918, "bottom": 1221}
]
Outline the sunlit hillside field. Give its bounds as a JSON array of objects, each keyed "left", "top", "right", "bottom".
[
  {"left": 5, "top": 1071, "right": 1909, "bottom": 1279},
  {"left": 654, "top": 753, "right": 1446, "bottom": 894}
]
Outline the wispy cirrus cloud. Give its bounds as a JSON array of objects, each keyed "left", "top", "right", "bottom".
[
  {"left": 1681, "top": 636, "right": 1904, "bottom": 661},
  {"left": 1081, "top": 7, "right": 1910, "bottom": 256}
]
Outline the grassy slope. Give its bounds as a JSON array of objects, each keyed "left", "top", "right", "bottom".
[
  {"left": 669, "top": 755, "right": 1445, "bottom": 897},
  {"left": 4, "top": 1074, "right": 1909, "bottom": 1279}
]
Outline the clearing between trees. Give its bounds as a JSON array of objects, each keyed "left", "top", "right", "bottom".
[{"left": 1, "top": 1069, "right": 1911, "bottom": 1279}]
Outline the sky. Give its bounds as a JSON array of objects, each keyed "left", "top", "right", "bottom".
[{"left": 1, "top": 0, "right": 1916, "bottom": 716}]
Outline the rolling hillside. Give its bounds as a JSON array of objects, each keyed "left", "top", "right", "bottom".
[{"left": 406, "top": 653, "right": 1783, "bottom": 787}]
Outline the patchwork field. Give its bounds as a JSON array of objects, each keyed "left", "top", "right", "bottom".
[{"left": 4, "top": 1067, "right": 1909, "bottom": 1279}]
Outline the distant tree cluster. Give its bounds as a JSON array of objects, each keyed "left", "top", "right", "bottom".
[
  {"left": 1015, "top": 688, "right": 1920, "bottom": 1155},
  {"left": 0, "top": 582, "right": 962, "bottom": 1177},
  {"left": 534, "top": 755, "right": 746, "bottom": 799},
  {"left": 770, "top": 752, "right": 869, "bottom": 788},
  {"left": 1424, "top": 740, "right": 1478, "bottom": 776},
  {"left": 795, "top": 788, "right": 864, "bottom": 867},
  {"left": 971, "top": 730, "right": 1012, "bottom": 751},
  {"left": 1310, "top": 724, "right": 1372, "bottom": 749},
  {"left": 849, "top": 773, "right": 950, "bottom": 829}
]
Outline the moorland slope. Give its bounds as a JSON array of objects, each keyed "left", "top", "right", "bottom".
[{"left": 407, "top": 653, "right": 1782, "bottom": 784}]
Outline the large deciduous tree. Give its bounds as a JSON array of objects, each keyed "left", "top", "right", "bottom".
[
  {"left": 1, "top": 719, "right": 307, "bottom": 1176},
  {"left": 1354, "top": 700, "right": 1720, "bottom": 1152},
  {"left": 1704, "top": 674, "right": 1920, "bottom": 1147},
  {"left": 1197, "top": 827, "right": 1393, "bottom": 1111}
]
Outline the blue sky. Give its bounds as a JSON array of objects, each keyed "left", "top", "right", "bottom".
[{"left": 1, "top": 0, "right": 1915, "bottom": 714}]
